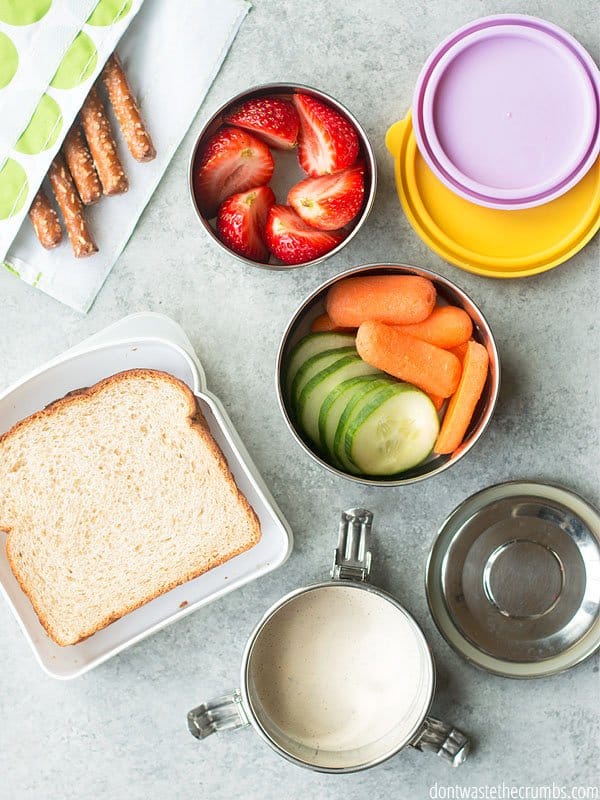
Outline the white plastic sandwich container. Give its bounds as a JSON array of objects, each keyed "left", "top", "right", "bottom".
[{"left": 0, "top": 313, "right": 292, "bottom": 679}]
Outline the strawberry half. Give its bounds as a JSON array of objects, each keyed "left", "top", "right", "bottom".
[
  {"left": 216, "top": 186, "right": 275, "bottom": 263},
  {"left": 288, "top": 166, "right": 365, "bottom": 230},
  {"left": 293, "top": 94, "right": 360, "bottom": 177},
  {"left": 225, "top": 97, "right": 299, "bottom": 150},
  {"left": 193, "top": 126, "right": 274, "bottom": 218},
  {"left": 265, "top": 205, "right": 344, "bottom": 265}
]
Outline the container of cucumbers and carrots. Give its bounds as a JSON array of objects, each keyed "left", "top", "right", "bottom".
[{"left": 276, "top": 264, "right": 500, "bottom": 485}]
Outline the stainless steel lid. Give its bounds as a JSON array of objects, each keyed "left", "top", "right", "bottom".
[{"left": 426, "top": 481, "right": 600, "bottom": 678}]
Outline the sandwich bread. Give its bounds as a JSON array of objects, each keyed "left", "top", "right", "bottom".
[{"left": 0, "top": 369, "right": 261, "bottom": 646}]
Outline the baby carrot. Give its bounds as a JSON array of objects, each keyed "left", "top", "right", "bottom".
[
  {"left": 310, "top": 313, "right": 353, "bottom": 333},
  {"left": 326, "top": 275, "right": 436, "bottom": 327},
  {"left": 394, "top": 306, "right": 473, "bottom": 349},
  {"left": 434, "top": 340, "right": 489, "bottom": 455},
  {"left": 356, "top": 321, "right": 462, "bottom": 398}
]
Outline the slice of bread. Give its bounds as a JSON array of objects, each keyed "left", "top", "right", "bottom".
[{"left": 0, "top": 369, "right": 260, "bottom": 646}]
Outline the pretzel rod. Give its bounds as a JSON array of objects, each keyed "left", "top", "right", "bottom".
[
  {"left": 80, "top": 86, "right": 128, "bottom": 196},
  {"left": 28, "top": 189, "right": 63, "bottom": 250},
  {"left": 49, "top": 154, "right": 98, "bottom": 258},
  {"left": 102, "top": 54, "right": 156, "bottom": 163},
  {"left": 62, "top": 124, "right": 103, "bottom": 205}
]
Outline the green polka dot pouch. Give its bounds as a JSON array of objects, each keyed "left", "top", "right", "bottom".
[{"left": 0, "top": 0, "right": 142, "bottom": 256}]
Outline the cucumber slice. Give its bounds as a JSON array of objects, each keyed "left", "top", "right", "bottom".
[
  {"left": 298, "top": 357, "right": 381, "bottom": 446},
  {"left": 318, "top": 375, "right": 383, "bottom": 459},
  {"left": 285, "top": 332, "right": 355, "bottom": 396},
  {"left": 290, "top": 347, "right": 356, "bottom": 413},
  {"left": 334, "top": 380, "right": 395, "bottom": 472},
  {"left": 344, "top": 384, "right": 439, "bottom": 476}
]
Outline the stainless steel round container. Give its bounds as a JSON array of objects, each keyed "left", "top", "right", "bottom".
[
  {"left": 188, "top": 83, "right": 377, "bottom": 270},
  {"left": 276, "top": 263, "right": 500, "bottom": 485},
  {"left": 188, "top": 509, "right": 470, "bottom": 772},
  {"left": 426, "top": 481, "right": 600, "bottom": 678}
]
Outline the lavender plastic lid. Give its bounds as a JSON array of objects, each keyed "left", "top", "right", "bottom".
[{"left": 413, "top": 15, "right": 600, "bottom": 209}]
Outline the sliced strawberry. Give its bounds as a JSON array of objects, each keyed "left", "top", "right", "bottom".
[
  {"left": 225, "top": 97, "right": 299, "bottom": 150},
  {"left": 287, "top": 166, "right": 365, "bottom": 230},
  {"left": 293, "top": 94, "right": 360, "bottom": 177},
  {"left": 193, "top": 126, "right": 274, "bottom": 218},
  {"left": 265, "top": 205, "right": 344, "bottom": 265},
  {"left": 216, "top": 186, "right": 275, "bottom": 263}
]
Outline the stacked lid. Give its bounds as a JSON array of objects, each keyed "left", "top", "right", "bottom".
[
  {"left": 388, "top": 15, "right": 600, "bottom": 277},
  {"left": 426, "top": 482, "right": 600, "bottom": 678}
]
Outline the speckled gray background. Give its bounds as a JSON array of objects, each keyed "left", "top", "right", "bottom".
[{"left": 1, "top": 1, "right": 599, "bottom": 798}]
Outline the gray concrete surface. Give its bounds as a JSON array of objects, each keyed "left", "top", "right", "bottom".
[{"left": 1, "top": 1, "right": 599, "bottom": 798}]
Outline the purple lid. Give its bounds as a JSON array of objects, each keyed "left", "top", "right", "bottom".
[{"left": 413, "top": 15, "right": 600, "bottom": 209}]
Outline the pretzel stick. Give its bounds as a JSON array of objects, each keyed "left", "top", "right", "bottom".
[
  {"left": 80, "top": 86, "right": 128, "bottom": 196},
  {"left": 102, "top": 54, "right": 156, "bottom": 163},
  {"left": 28, "top": 189, "right": 63, "bottom": 250},
  {"left": 49, "top": 154, "right": 98, "bottom": 258},
  {"left": 62, "top": 124, "right": 102, "bottom": 205}
]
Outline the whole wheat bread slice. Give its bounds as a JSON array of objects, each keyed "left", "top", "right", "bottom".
[{"left": 0, "top": 369, "right": 260, "bottom": 646}]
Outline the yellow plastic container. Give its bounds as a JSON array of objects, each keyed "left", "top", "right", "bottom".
[{"left": 386, "top": 114, "right": 600, "bottom": 278}]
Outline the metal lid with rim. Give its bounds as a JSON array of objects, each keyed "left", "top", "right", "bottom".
[{"left": 426, "top": 481, "right": 600, "bottom": 678}]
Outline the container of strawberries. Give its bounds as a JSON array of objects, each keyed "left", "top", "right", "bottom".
[{"left": 188, "top": 83, "right": 377, "bottom": 268}]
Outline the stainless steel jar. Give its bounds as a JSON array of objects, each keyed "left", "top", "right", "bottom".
[{"left": 188, "top": 509, "right": 470, "bottom": 772}]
